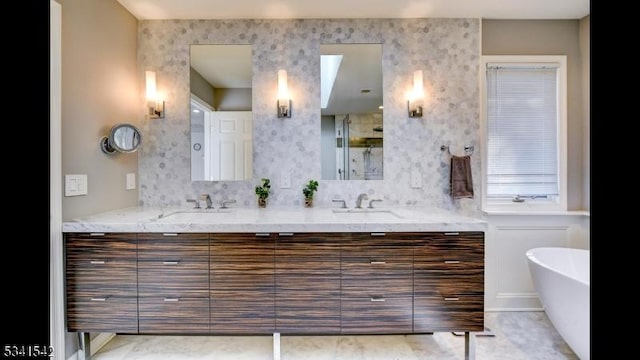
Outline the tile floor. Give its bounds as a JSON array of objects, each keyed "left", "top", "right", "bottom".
[{"left": 92, "top": 312, "right": 579, "bottom": 359}]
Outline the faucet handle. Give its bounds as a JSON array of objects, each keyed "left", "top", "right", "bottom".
[
  {"left": 220, "top": 199, "right": 236, "bottom": 209},
  {"left": 186, "top": 199, "right": 200, "bottom": 209},
  {"left": 367, "top": 199, "right": 383, "bottom": 209},
  {"left": 332, "top": 199, "right": 347, "bottom": 208}
]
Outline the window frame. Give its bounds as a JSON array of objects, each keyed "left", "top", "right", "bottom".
[{"left": 480, "top": 55, "right": 568, "bottom": 213}]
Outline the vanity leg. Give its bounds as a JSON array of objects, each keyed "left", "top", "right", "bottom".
[
  {"left": 273, "top": 332, "right": 281, "bottom": 360},
  {"left": 78, "top": 332, "right": 91, "bottom": 360},
  {"left": 464, "top": 332, "right": 476, "bottom": 360}
]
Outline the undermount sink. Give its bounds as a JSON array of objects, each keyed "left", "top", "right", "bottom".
[
  {"left": 154, "top": 208, "right": 234, "bottom": 221},
  {"left": 332, "top": 208, "right": 402, "bottom": 220}
]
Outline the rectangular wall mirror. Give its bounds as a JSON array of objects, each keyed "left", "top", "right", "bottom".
[
  {"left": 320, "top": 44, "right": 383, "bottom": 180},
  {"left": 190, "top": 44, "right": 253, "bottom": 181}
]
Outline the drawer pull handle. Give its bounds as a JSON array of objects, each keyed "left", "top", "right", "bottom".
[
  {"left": 370, "top": 261, "right": 386, "bottom": 265},
  {"left": 444, "top": 297, "right": 460, "bottom": 301},
  {"left": 370, "top": 297, "right": 386, "bottom": 302},
  {"left": 444, "top": 232, "right": 460, "bottom": 236},
  {"left": 255, "top": 233, "right": 270, "bottom": 237},
  {"left": 164, "top": 298, "right": 180, "bottom": 302},
  {"left": 278, "top": 232, "right": 294, "bottom": 236},
  {"left": 162, "top": 233, "right": 178, "bottom": 236},
  {"left": 91, "top": 297, "right": 107, "bottom": 302},
  {"left": 444, "top": 260, "right": 460, "bottom": 264},
  {"left": 371, "top": 232, "right": 386, "bottom": 236},
  {"left": 90, "top": 260, "right": 105, "bottom": 264},
  {"left": 163, "top": 261, "right": 179, "bottom": 265},
  {"left": 89, "top": 233, "right": 105, "bottom": 236}
]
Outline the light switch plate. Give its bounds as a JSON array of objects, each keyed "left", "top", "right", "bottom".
[
  {"left": 126, "top": 173, "right": 136, "bottom": 190},
  {"left": 410, "top": 169, "right": 422, "bottom": 188},
  {"left": 280, "top": 172, "right": 291, "bottom": 188},
  {"left": 65, "top": 174, "right": 88, "bottom": 196}
]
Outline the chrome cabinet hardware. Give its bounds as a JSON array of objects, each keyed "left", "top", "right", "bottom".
[
  {"left": 278, "top": 232, "right": 294, "bottom": 236},
  {"left": 370, "top": 297, "right": 386, "bottom": 302},
  {"left": 444, "top": 232, "right": 460, "bottom": 236},
  {"left": 89, "top": 233, "right": 105, "bottom": 236},
  {"left": 444, "top": 297, "right": 460, "bottom": 301},
  {"left": 162, "top": 233, "right": 178, "bottom": 236},
  {"left": 255, "top": 233, "right": 270, "bottom": 237},
  {"left": 163, "top": 298, "right": 180, "bottom": 302},
  {"left": 370, "top": 261, "right": 386, "bottom": 265},
  {"left": 444, "top": 260, "right": 460, "bottom": 264},
  {"left": 162, "top": 261, "right": 179, "bottom": 265},
  {"left": 90, "top": 297, "right": 107, "bottom": 302},
  {"left": 371, "top": 232, "right": 386, "bottom": 236},
  {"left": 90, "top": 260, "right": 105, "bottom": 264}
]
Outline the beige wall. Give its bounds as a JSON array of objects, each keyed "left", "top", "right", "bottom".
[
  {"left": 190, "top": 67, "right": 215, "bottom": 107},
  {"left": 482, "top": 19, "right": 588, "bottom": 210},
  {"left": 59, "top": 0, "right": 139, "bottom": 221},
  {"left": 579, "top": 16, "right": 590, "bottom": 210}
]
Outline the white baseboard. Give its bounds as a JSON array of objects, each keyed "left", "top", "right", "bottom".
[{"left": 66, "top": 333, "right": 116, "bottom": 360}]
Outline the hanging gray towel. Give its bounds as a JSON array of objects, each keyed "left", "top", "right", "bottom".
[{"left": 450, "top": 155, "right": 474, "bottom": 199}]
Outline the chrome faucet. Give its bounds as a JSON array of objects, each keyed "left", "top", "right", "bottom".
[
  {"left": 199, "top": 194, "right": 213, "bottom": 209},
  {"left": 355, "top": 193, "right": 369, "bottom": 208},
  {"left": 186, "top": 198, "right": 200, "bottom": 209}
]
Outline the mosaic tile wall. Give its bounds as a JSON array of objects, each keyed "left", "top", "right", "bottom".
[{"left": 138, "top": 18, "right": 481, "bottom": 216}]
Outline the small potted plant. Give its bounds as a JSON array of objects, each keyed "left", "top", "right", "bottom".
[
  {"left": 255, "top": 178, "right": 271, "bottom": 208},
  {"left": 302, "top": 179, "right": 319, "bottom": 208}
]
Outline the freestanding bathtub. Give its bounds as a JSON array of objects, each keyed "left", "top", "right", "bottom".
[{"left": 526, "top": 247, "right": 590, "bottom": 360}]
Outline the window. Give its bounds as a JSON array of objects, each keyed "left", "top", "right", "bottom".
[{"left": 481, "top": 56, "right": 567, "bottom": 212}]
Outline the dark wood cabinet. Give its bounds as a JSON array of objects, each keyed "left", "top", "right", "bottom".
[
  {"left": 65, "top": 233, "right": 138, "bottom": 333},
  {"left": 275, "top": 233, "right": 341, "bottom": 333},
  {"left": 341, "top": 233, "right": 414, "bottom": 333},
  {"left": 137, "top": 233, "right": 210, "bottom": 333},
  {"left": 210, "top": 233, "right": 275, "bottom": 333},
  {"left": 413, "top": 232, "right": 484, "bottom": 332},
  {"left": 65, "top": 230, "right": 484, "bottom": 336}
]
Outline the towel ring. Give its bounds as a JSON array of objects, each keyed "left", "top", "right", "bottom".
[{"left": 441, "top": 145, "right": 474, "bottom": 156}]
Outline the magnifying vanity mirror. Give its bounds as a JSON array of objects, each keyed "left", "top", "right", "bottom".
[
  {"left": 190, "top": 44, "right": 253, "bottom": 181},
  {"left": 320, "top": 44, "right": 383, "bottom": 180},
  {"left": 100, "top": 123, "right": 142, "bottom": 154}
]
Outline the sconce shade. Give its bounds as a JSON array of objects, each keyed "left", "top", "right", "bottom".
[
  {"left": 408, "top": 70, "right": 424, "bottom": 118},
  {"left": 146, "top": 70, "right": 164, "bottom": 118},
  {"left": 277, "top": 69, "right": 291, "bottom": 118}
]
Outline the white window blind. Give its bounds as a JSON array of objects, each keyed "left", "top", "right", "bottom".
[{"left": 486, "top": 64, "right": 559, "bottom": 198}]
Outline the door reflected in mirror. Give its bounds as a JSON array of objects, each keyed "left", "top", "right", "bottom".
[
  {"left": 319, "top": 44, "right": 383, "bottom": 180},
  {"left": 190, "top": 44, "right": 253, "bottom": 181}
]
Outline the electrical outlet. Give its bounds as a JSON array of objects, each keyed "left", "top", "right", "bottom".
[
  {"left": 410, "top": 169, "right": 422, "bottom": 188},
  {"left": 126, "top": 173, "right": 136, "bottom": 190},
  {"left": 280, "top": 172, "right": 291, "bottom": 188}
]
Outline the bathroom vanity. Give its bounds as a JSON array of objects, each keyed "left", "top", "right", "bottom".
[{"left": 63, "top": 207, "right": 486, "bottom": 359}]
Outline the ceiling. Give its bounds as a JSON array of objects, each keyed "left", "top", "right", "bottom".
[{"left": 117, "top": 0, "right": 589, "bottom": 20}]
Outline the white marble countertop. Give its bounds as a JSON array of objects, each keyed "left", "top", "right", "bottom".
[{"left": 62, "top": 206, "right": 487, "bottom": 233}]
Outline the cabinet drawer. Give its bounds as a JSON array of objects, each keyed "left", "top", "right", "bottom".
[
  {"left": 138, "top": 233, "right": 209, "bottom": 260},
  {"left": 211, "top": 299, "right": 275, "bottom": 333},
  {"left": 66, "top": 296, "right": 137, "bottom": 333},
  {"left": 342, "top": 235, "right": 413, "bottom": 261},
  {"left": 66, "top": 260, "right": 137, "bottom": 296},
  {"left": 276, "top": 297, "right": 341, "bottom": 334},
  {"left": 414, "top": 233, "right": 484, "bottom": 261},
  {"left": 138, "top": 260, "right": 209, "bottom": 297},
  {"left": 211, "top": 234, "right": 275, "bottom": 261},
  {"left": 414, "top": 269, "right": 483, "bottom": 297},
  {"left": 414, "top": 295, "right": 484, "bottom": 332},
  {"left": 341, "top": 273, "right": 412, "bottom": 297},
  {"left": 66, "top": 234, "right": 137, "bottom": 261},
  {"left": 341, "top": 296, "right": 413, "bottom": 334},
  {"left": 138, "top": 297, "right": 209, "bottom": 333},
  {"left": 275, "top": 233, "right": 341, "bottom": 261}
]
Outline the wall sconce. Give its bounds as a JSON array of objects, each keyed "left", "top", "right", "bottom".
[
  {"left": 145, "top": 70, "right": 165, "bottom": 118},
  {"left": 277, "top": 69, "right": 291, "bottom": 118},
  {"left": 408, "top": 70, "right": 424, "bottom": 118}
]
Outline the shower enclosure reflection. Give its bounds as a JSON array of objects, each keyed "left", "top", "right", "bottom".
[{"left": 319, "top": 43, "right": 383, "bottom": 180}]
